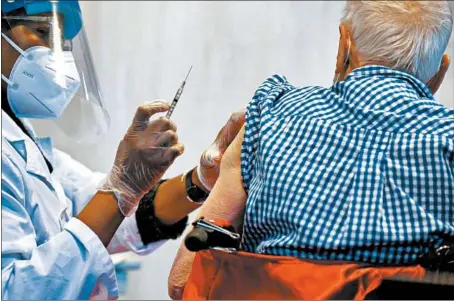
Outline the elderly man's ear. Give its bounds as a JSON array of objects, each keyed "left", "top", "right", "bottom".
[
  {"left": 334, "top": 24, "right": 361, "bottom": 82},
  {"left": 427, "top": 54, "right": 450, "bottom": 95}
]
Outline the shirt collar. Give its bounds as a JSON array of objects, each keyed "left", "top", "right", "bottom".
[
  {"left": 2, "top": 110, "right": 54, "bottom": 165},
  {"left": 344, "top": 65, "right": 434, "bottom": 100}
]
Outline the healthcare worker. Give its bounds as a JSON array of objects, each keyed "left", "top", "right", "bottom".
[{"left": 1, "top": 0, "right": 245, "bottom": 299}]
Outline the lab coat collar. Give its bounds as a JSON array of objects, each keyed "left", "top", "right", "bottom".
[{"left": 2, "top": 110, "right": 55, "bottom": 182}]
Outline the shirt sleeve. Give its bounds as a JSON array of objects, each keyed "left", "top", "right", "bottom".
[
  {"left": 241, "top": 74, "right": 290, "bottom": 191},
  {"left": 1, "top": 153, "right": 118, "bottom": 300}
]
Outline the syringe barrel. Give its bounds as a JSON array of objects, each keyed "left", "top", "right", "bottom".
[{"left": 173, "top": 82, "right": 186, "bottom": 101}]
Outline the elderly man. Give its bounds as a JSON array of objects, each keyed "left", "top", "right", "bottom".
[{"left": 169, "top": 1, "right": 454, "bottom": 299}]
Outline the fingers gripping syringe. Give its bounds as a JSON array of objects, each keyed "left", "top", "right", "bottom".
[{"left": 166, "top": 66, "right": 193, "bottom": 119}]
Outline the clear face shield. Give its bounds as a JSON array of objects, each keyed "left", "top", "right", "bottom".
[{"left": 2, "top": 1, "right": 110, "bottom": 144}]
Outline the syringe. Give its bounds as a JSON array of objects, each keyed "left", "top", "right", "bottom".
[{"left": 166, "top": 66, "right": 193, "bottom": 119}]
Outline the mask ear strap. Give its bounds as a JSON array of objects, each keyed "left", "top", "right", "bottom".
[
  {"left": 1, "top": 73, "right": 14, "bottom": 86},
  {"left": 1, "top": 32, "right": 25, "bottom": 56},
  {"left": 1, "top": 32, "right": 24, "bottom": 86}
]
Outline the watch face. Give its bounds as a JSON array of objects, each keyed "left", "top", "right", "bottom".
[{"left": 187, "top": 186, "right": 207, "bottom": 203}]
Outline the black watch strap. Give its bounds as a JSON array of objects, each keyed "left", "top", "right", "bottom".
[
  {"left": 136, "top": 180, "right": 188, "bottom": 245},
  {"left": 185, "top": 168, "right": 209, "bottom": 203}
]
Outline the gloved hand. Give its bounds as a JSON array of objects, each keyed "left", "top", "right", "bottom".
[
  {"left": 197, "top": 110, "right": 245, "bottom": 191},
  {"left": 104, "top": 101, "right": 184, "bottom": 216}
]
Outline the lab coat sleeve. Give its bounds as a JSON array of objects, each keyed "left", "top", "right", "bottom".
[
  {"left": 52, "top": 149, "right": 168, "bottom": 255},
  {"left": 1, "top": 152, "right": 118, "bottom": 300},
  {"left": 51, "top": 149, "right": 107, "bottom": 215}
]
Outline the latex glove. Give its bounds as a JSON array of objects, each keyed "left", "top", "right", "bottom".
[
  {"left": 104, "top": 101, "right": 184, "bottom": 216},
  {"left": 197, "top": 110, "right": 245, "bottom": 191}
]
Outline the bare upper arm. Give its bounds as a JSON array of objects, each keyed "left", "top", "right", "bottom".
[
  {"left": 197, "top": 125, "right": 246, "bottom": 227},
  {"left": 168, "top": 126, "right": 247, "bottom": 299}
]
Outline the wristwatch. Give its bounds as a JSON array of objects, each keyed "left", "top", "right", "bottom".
[{"left": 185, "top": 168, "right": 209, "bottom": 203}]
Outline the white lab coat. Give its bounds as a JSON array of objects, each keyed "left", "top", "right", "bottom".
[{"left": 1, "top": 110, "right": 165, "bottom": 300}]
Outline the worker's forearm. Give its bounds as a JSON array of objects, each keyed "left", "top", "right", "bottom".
[
  {"left": 77, "top": 191, "right": 125, "bottom": 247},
  {"left": 77, "top": 168, "right": 205, "bottom": 247},
  {"left": 154, "top": 169, "right": 207, "bottom": 225}
]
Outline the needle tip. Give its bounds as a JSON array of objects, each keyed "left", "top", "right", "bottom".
[{"left": 185, "top": 66, "right": 193, "bottom": 81}]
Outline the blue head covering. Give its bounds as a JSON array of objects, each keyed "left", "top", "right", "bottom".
[{"left": 2, "top": 0, "right": 82, "bottom": 39}]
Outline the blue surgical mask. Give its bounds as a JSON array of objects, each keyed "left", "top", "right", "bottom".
[{"left": 1, "top": 32, "right": 81, "bottom": 119}]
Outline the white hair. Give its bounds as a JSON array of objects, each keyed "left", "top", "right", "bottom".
[{"left": 342, "top": 1, "right": 453, "bottom": 83}]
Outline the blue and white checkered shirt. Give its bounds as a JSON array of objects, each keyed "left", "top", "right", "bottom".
[{"left": 240, "top": 66, "right": 454, "bottom": 265}]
